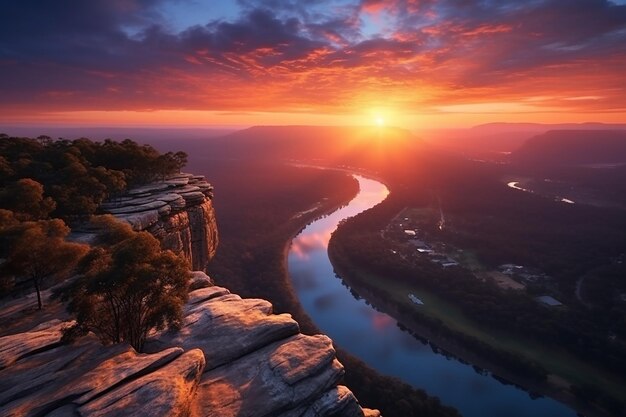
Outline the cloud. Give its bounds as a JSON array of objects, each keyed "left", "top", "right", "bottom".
[{"left": 0, "top": 0, "right": 625, "bottom": 117}]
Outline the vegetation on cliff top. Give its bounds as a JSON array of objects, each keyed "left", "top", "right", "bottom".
[
  {"left": 0, "top": 134, "right": 186, "bottom": 220},
  {"left": 59, "top": 216, "right": 190, "bottom": 351},
  {"left": 0, "top": 135, "right": 189, "bottom": 311}
]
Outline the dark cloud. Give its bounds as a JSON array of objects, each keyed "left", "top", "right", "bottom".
[{"left": 0, "top": 0, "right": 625, "bottom": 114}]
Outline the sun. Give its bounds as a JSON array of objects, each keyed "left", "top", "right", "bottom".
[{"left": 374, "top": 116, "right": 385, "bottom": 127}]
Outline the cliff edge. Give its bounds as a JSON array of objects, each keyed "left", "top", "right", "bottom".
[
  {"left": 0, "top": 271, "right": 379, "bottom": 417},
  {"left": 100, "top": 173, "right": 219, "bottom": 270},
  {"left": 0, "top": 173, "right": 379, "bottom": 417}
]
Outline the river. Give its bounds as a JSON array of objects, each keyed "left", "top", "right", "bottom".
[{"left": 287, "top": 174, "right": 577, "bottom": 417}]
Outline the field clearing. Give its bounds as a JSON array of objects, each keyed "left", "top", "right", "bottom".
[{"left": 347, "top": 264, "right": 626, "bottom": 402}]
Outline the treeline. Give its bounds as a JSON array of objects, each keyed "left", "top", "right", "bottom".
[
  {"left": 330, "top": 195, "right": 626, "bottom": 415},
  {"left": 0, "top": 135, "right": 186, "bottom": 220},
  {"left": 330, "top": 243, "right": 549, "bottom": 383}
]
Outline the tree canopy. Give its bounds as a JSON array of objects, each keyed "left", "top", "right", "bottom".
[
  {"left": 0, "top": 213, "right": 88, "bottom": 309},
  {"left": 62, "top": 216, "right": 190, "bottom": 351},
  {"left": 0, "top": 136, "right": 187, "bottom": 220}
]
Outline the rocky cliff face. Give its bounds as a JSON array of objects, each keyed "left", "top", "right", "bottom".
[
  {"left": 0, "top": 272, "right": 379, "bottom": 417},
  {"left": 100, "top": 173, "right": 218, "bottom": 270},
  {"left": 0, "top": 173, "right": 380, "bottom": 417}
]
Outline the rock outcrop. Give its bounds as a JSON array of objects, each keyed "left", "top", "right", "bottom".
[
  {"left": 0, "top": 272, "right": 379, "bottom": 417},
  {"left": 99, "top": 173, "right": 218, "bottom": 270}
]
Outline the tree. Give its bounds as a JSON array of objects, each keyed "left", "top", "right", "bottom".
[
  {"left": 3, "top": 219, "right": 88, "bottom": 309},
  {"left": 64, "top": 219, "right": 190, "bottom": 351},
  {"left": 0, "top": 178, "right": 56, "bottom": 220}
]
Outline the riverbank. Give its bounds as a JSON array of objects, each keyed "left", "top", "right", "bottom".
[
  {"left": 327, "top": 242, "right": 614, "bottom": 417},
  {"left": 206, "top": 163, "right": 459, "bottom": 417}
]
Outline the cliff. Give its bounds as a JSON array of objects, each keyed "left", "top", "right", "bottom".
[
  {"left": 0, "top": 173, "right": 379, "bottom": 417},
  {"left": 0, "top": 272, "right": 379, "bottom": 417},
  {"left": 100, "top": 173, "right": 219, "bottom": 270}
]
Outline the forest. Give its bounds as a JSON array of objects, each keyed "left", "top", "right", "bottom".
[
  {"left": 329, "top": 176, "right": 626, "bottom": 415},
  {"left": 0, "top": 135, "right": 188, "bottom": 305}
]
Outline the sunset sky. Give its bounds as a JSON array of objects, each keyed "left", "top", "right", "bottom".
[{"left": 1, "top": 0, "right": 625, "bottom": 129}]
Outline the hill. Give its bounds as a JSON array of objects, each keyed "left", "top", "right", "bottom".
[
  {"left": 421, "top": 123, "right": 626, "bottom": 158},
  {"left": 511, "top": 130, "right": 626, "bottom": 166}
]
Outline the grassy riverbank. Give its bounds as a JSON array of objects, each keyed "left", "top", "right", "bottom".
[{"left": 328, "top": 241, "right": 626, "bottom": 417}]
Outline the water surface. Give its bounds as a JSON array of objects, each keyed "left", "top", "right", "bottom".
[{"left": 288, "top": 175, "right": 577, "bottom": 417}]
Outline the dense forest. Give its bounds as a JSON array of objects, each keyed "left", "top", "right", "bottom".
[
  {"left": 329, "top": 179, "right": 626, "bottom": 415},
  {"left": 0, "top": 135, "right": 186, "bottom": 220},
  {"left": 0, "top": 135, "right": 187, "bottom": 301}
]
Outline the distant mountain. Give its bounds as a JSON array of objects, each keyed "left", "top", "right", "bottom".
[
  {"left": 511, "top": 130, "right": 626, "bottom": 165},
  {"left": 421, "top": 123, "right": 626, "bottom": 157},
  {"left": 204, "top": 125, "right": 422, "bottom": 166},
  {"left": 471, "top": 122, "right": 626, "bottom": 133}
]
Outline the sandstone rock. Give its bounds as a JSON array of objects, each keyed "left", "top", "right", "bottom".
[
  {"left": 157, "top": 204, "right": 172, "bottom": 216},
  {"left": 0, "top": 334, "right": 187, "bottom": 417},
  {"left": 101, "top": 178, "right": 218, "bottom": 270},
  {"left": 164, "top": 178, "right": 189, "bottom": 186},
  {"left": 127, "top": 183, "right": 170, "bottom": 195},
  {"left": 78, "top": 349, "right": 205, "bottom": 417},
  {"left": 74, "top": 347, "right": 184, "bottom": 404},
  {"left": 167, "top": 173, "right": 195, "bottom": 180},
  {"left": 189, "top": 271, "right": 214, "bottom": 290},
  {"left": 187, "top": 286, "right": 230, "bottom": 305},
  {"left": 176, "top": 185, "right": 201, "bottom": 194},
  {"left": 145, "top": 293, "right": 300, "bottom": 370},
  {"left": 196, "top": 334, "right": 344, "bottom": 417},
  {"left": 169, "top": 197, "right": 187, "bottom": 210},
  {"left": 280, "top": 386, "right": 365, "bottom": 417},
  {"left": 0, "top": 319, "right": 69, "bottom": 369},
  {"left": 0, "top": 336, "right": 125, "bottom": 416},
  {"left": 106, "top": 200, "right": 168, "bottom": 215},
  {"left": 180, "top": 191, "right": 205, "bottom": 203},
  {"left": 118, "top": 210, "right": 160, "bottom": 231}
]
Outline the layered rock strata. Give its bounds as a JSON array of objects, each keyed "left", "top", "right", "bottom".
[
  {"left": 100, "top": 173, "right": 218, "bottom": 270},
  {"left": 0, "top": 272, "right": 380, "bottom": 417}
]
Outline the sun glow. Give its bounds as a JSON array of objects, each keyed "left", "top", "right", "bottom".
[{"left": 375, "top": 116, "right": 385, "bottom": 127}]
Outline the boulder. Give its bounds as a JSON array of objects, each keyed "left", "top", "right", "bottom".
[
  {"left": 145, "top": 291, "right": 300, "bottom": 370},
  {"left": 279, "top": 386, "right": 365, "bottom": 417},
  {"left": 189, "top": 271, "right": 214, "bottom": 291},
  {"left": 78, "top": 349, "right": 205, "bottom": 417},
  {"left": 196, "top": 334, "right": 344, "bottom": 417}
]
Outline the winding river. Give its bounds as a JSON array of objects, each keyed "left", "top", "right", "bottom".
[{"left": 287, "top": 175, "right": 577, "bottom": 417}]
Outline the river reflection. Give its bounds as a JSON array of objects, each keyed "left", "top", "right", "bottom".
[{"left": 288, "top": 175, "right": 577, "bottom": 417}]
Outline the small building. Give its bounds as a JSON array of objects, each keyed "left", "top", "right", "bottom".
[
  {"left": 535, "top": 295, "right": 563, "bottom": 307},
  {"left": 408, "top": 293, "right": 424, "bottom": 305},
  {"left": 408, "top": 239, "right": 430, "bottom": 250}
]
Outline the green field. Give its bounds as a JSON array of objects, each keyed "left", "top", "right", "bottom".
[{"left": 344, "top": 262, "right": 626, "bottom": 403}]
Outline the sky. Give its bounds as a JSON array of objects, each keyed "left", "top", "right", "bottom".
[{"left": 1, "top": 0, "right": 625, "bottom": 129}]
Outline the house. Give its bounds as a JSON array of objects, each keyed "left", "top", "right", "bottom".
[
  {"left": 408, "top": 293, "right": 424, "bottom": 305},
  {"left": 535, "top": 295, "right": 563, "bottom": 307},
  {"left": 408, "top": 239, "right": 430, "bottom": 250}
]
